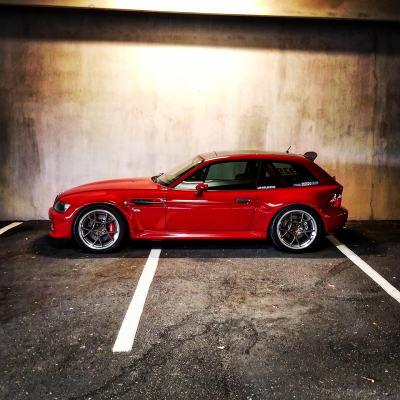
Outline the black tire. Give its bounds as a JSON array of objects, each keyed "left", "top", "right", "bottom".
[
  {"left": 270, "top": 206, "right": 322, "bottom": 253},
  {"left": 72, "top": 205, "right": 126, "bottom": 253}
]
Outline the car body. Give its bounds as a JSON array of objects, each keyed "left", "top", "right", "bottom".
[{"left": 49, "top": 150, "right": 348, "bottom": 253}]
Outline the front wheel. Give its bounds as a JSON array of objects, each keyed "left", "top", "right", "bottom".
[
  {"left": 270, "top": 206, "right": 322, "bottom": 253},
  {"left": 73, "top": 205, "right": 126, "bottom": 253}
]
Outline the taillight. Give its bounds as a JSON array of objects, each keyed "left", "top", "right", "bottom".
[{"left": 330, "top": 191, "right": 342, "bottom": 208}]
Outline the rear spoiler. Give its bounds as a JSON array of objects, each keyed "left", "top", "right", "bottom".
[{"left": 303, "top": 151, "right": 317, "bottom": 162}]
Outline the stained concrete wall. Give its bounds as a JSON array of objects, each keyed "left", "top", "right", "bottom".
[{"left": 0, "top": 7, "right": 399, "bottom": 221}]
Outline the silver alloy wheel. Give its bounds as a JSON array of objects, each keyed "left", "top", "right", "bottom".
[
  {"left": 78, "top": 209, "right": 120, "bottom": 250},
  {"left": 276, "top": 209, "right": 318, "bottom": 249}
]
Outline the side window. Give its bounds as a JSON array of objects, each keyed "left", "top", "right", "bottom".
[
  {"left": 184, "top": 167, "right": 207, "bottom": 183},
  {"left": 205, "top": 161, "right": 258, "bottom": 190},
  {"left": 207, "top": 162, "right": 246, "bottom": 180},
  {"left": 174, "top": 166, "right": 207, "bottom": 190},
  {"left": 175, "top": 160, "right": 258, "bottom": 190},
  {"left": 258, "top": 161, "right": 319, "bottom": 189}
]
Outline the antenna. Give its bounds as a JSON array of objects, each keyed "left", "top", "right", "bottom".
[{"left": 286, "top": 146, "right": 291, "bottom": 154}]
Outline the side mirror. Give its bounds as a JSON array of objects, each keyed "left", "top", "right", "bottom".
[{"left": 195, "top": 182, "right": 208, "bottom": 197}]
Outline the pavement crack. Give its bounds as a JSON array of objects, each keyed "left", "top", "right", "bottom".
[{"left": 71, "top": 315, "right": 211, "bottom": 400}]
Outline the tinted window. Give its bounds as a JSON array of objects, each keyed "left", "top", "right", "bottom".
[
  {"left": 207, "top": 161, "right": 247, "bottom": 180},
  {"left": 257, "top": 160, "right": 319, "bottom": 189},
  {"left": 175, "top": 160, "right": 259, "bottom": 190}
]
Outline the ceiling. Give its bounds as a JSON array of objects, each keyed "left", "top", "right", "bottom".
[{"left": 0, "top": 0, "right": 400, "bottom": 21}]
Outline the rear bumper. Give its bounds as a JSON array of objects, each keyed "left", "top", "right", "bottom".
[
  {"left": 48, "top": 207, "right": 77, "bottom": 239},
  {"left": 321, "top": 206, "right": 348, "bottom": 235}
]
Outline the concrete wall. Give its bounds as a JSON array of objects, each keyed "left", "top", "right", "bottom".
[{"left": 0, "top": 7, "right": 399, "bottom": 221}]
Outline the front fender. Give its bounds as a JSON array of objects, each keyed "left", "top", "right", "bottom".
[{"left": 55, "top": 191, "right": 136, "bottom": 235}]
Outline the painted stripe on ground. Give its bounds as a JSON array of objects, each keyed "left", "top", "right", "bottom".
[
  {"left": 328, "top": 235, "right": 400, "bottom": 304},
  {"left": 0, "top": 222, "right": 23, "bottom": 235},
  {"left": 113, "top": 246, "right": 162, "bottom": 352}
]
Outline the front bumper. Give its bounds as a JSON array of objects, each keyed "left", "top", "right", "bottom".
[{"left": 48, "top": 206, "right": 78, "bottom": 239}]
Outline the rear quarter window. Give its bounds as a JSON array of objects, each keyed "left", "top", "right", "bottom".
[
  {"left": 272, "top": 162, "right": 319, "bottom": 187},
  {"left": 258, "top": 160, "right": 320, "bottom": 189}
]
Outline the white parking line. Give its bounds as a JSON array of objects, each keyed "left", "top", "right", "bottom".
[
  {"left": 113, "top": 246, "right": 162, "bottom": 352},
  {"left": 0, "top": 222, "right": 23, "bottom": 235},
  {"left": 328, "top": 235, "right": 400, "bottom": 304}
]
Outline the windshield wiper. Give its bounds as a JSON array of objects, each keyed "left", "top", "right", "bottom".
[{"left": 151, "top": 172, "right": 164, "bottom": 183}]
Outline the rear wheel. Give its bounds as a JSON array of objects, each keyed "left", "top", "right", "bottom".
[
  {"left": 73, "top": 205, "right": 125, "bottom": 253},
  {"left": 270, "top": 206, "right": 322, "bottom": 253}
]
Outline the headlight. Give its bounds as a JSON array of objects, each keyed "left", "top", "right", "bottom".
[{"left": 54, "top": 201, "right": 71, "bottom": 213}]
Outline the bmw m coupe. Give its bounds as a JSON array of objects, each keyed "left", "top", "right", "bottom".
[{"left": 49, "top": 150, "right": 348, "bottom": 253}]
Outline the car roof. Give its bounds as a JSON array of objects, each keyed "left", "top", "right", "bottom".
[{"left": 199, "top": 150, "right": 305, "bottom": 161}]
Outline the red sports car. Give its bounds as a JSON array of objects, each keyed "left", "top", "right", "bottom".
[{"left": 49, "top": 150, "right": 348, "bottom": 253}]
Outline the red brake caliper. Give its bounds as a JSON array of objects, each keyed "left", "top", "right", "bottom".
[{"left": 108, "top": 222, "right": 115, "bottom": 239}]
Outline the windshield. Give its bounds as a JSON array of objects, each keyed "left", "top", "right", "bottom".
[{"left": 157, "top": 155, "right": 204, "bottom": 186}]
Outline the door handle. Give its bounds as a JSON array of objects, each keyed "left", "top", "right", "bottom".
[{"left": 236, "top": 198, "right": 252, "bottom": 203}]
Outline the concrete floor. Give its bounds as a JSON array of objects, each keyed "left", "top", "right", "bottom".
[{"left": 1, "top": 221, "right": 399, "bottom": 399}]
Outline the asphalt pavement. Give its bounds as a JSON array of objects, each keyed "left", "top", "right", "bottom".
[{"left": 1, "top": 220, "right": 399, "bottom": 399}]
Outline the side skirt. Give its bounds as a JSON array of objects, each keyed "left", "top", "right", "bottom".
[{"left": 131, "top": 230, "right": 267, "bottom": 240}]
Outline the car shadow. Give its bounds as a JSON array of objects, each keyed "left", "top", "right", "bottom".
[
  {"left": 21, "top": 220, "right": 385, "bottom": 260},
  {"left": 27, "top": 232, "right": 363, "bottom": 260}
]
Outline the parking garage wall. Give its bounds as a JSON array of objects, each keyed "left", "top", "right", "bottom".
[{"left": 0, "top": 7, "right": 399, "bottom": 221}]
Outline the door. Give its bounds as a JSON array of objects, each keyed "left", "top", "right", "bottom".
[{"left": 166, "top": 160, "right": 258, "bottom": 231}]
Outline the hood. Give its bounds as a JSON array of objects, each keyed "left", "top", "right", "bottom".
[{"left": 60, "top": 177, "right": 160, "bottom": 198}]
